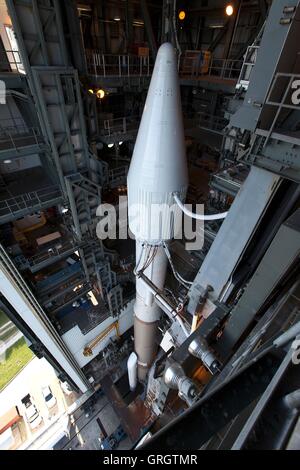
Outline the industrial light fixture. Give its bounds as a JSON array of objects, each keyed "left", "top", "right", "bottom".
[
  {"left": 96, "top": 88, "right": 105, "bottom": 99},
  {"left": 209, "top": 24, "right": 225, "bottom": 29},
  {"left": 77, "top": 5, "right": 92, "bottom": 13},
  {"left": 209, "top": 18, "right": 226, "bottom": 28},
  {"left": 73, "top": 284, "right": 83, "bottom": 292},
  {"left": 88, "top": 88, "right": 94, "bottom": 94},
  {"left": 108, "top": 143, "right": 114, "bottom": 148},
  {"left": 178, "top": 10, "right": 186, "bottom": 21},
  {"left": 119, "top": 141, "right": 123, "bottom": 145},
  {"left": 225, "top": 4, "right": 234, "bottom": 16},
  {"left": 133, "top": 20, "right": 144, "bottom": 27},
  {"left": 114, "top": 16, "right": 121, "bottom": 21},
  {"left": 3, "top": 159, "right": 12, "bottom": 164}
]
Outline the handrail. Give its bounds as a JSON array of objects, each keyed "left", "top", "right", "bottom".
[
  {"left": 236, "top": 45, "right": 259, "bottom": 89},
  {"left": 101, "top": 115, "right": 140, "bottom": 137},
  {"left": 260, "top": 72, "right": 300, "bottom": 146},
  {"left": 28, "top": 239, "right": 79, "bottom": 267},
  {"left": 184, "top": 112, "right": 229, "bottom": 134},
  {"left": 0, "top": 117, "right": 27, "bottom": 129},
  {"left": 206, "top": 58, "right": 242, "bottom": 80},
  {"left": 86, "top": 50, "right": 153, "bottom": 77},
  {"left": 86, "top": 50, "right": 242, "bottom": 81},
  {"left": 197, "top": 112, "right": 229, "bottom": 132},
  {"left": 100, "top": 111, "right": 228, "bottom": 140},
  {"left": 180, "top": 54, "right": 241, "bottom": 80},
  {"left": 0, "top": 186, "right": 62, "bottom": 218},
  {"left": 0, "top": 124, "right": 43, "bottom": 151},
  {"left": 109, "top": 165, "right": 128, "bottom": 187}
]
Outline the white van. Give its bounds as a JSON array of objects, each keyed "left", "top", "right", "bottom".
[{"left": 22, "top": 394, "right": 43, "bottom": 430}]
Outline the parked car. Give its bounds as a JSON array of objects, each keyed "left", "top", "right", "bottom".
[
  {"left": 41, "top": 386, "right": 57, "bottom": 409},
  {"left": 21, "top": 394, "right": 43, "bottom": 430}
]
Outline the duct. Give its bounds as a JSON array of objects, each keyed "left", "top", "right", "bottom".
[
  {"left": 141, "top": 349, "right": 282, "bottom": 450},
  {"left": 164, "top": 361, "right": 200, "bottom": 407},
  {"left": 273, "top": 322, "right": 300, "bottom": 349},
  {"left": 284, "top": 390, "right": 300, "bottom": 410},
  {"left": 173, "top": 192, "right": 228, "bottom": 221},
  {"left": 188, "top": 337, "right": 221, "bottom": 375}
]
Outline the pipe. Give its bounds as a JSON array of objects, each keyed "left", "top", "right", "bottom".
[
  {"left": 284, "top": 389, "right": 300, "bottom": 410},
  {"left": 273, "top": 322, "right": 300, "bottom": 348},
  {"left": 164, "top": 361, "right": 200, "bottom": 407},
  {"left": 188, "top": 337, "right": 221, "bottom": 374},
  {"left": 83, "top": 321, "right": 119, "bottom": 356},
  {"left": 163, "top": 242, "right": 193, "bottom": 287},
  {"left": 137, "top": 271, "right": 190, "bottom": 337},
  {"left": 173, "top": 193, "right": 228, "bottom": 221}
]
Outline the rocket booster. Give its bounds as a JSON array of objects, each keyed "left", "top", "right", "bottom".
[{"left": 127, "top": 43, "right": 188, "bottom": 381}]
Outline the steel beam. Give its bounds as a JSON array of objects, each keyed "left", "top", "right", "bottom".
[
  {"left": 188, "top": 166, "right": 281, "bottom": 311},
  {"left": 218, "top": 209, "right": 300, "bottom": 355},
  {"left": 0, "top": 245, "right": 90, "bottom": 392},
  {"left": 141, "top": 0, "right": 157, "bottom": 58}
]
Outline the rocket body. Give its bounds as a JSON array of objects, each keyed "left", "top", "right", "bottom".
[{"left": 127, "top": 42, "right": 188, "bottom": 381}]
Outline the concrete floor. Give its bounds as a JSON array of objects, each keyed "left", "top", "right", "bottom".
[{"left": 55, "top": 395, "right": 132, "bottom": 450}]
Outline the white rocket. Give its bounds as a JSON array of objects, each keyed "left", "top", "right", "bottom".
[{"left": 127, "top": 43, "right": 188, "bottom": 382}]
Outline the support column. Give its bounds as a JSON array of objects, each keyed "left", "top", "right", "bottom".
[{"left": 141, "top": 0, "right": 157, "bottom": 59}]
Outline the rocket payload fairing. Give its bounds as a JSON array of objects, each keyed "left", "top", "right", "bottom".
[{"left": 127, "top": 43, "right": 188, "bottom": 381}]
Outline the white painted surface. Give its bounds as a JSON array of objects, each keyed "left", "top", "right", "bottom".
[
  {"left": 61, "top": 300, "right": 134, "bottom": 368},
  {"left": 0, "top": 428, "right": 14, "bottom": 450},
  {"left": 127, "top": 352, "right": 138, "bottom": 391},
  {"left": 127, "top": 43, "right": 188, "bottom": 243},
  {"left": 0, "top": 357, "right": 57, "bottom": 413}
]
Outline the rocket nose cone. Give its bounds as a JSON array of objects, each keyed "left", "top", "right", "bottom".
[
  {"left": 157, "top": 42, "right": 176, "bottom": 58},
  {"left": 127, "top": 41, "right": 188, "bottom": 242},
  {"left": 156, "top": 42, "right": 177, "bottom": 69}
]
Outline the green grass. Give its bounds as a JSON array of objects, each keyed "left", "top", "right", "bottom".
[{"left": 0, "top": 337, "right": 34, "bottom": 391}]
